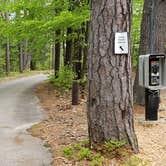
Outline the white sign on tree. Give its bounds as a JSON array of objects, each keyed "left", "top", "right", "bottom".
[{"left": 114, "top": 32, "right": 129, "bottom": 54}]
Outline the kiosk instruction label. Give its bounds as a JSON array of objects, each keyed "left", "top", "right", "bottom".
[{"left": 114, "top": 32, "right": 129, "bottom": 54}]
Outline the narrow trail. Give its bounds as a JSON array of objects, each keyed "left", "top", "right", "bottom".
[{"left": 0, "top": 75, "right": 51, "bottom": 166}]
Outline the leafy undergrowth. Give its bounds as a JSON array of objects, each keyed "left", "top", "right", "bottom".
[
  {"left": 63, "top": 139, "right": 106, "bottom": 166},
  {"left": 49, "top": 65, "right": 74, "bottom": 92},
  {"left": 49, "top": 65, "right": 87, "bottom": 93},
  {"left": 62, "top": 139, "right": 147, "bottom": 166}
]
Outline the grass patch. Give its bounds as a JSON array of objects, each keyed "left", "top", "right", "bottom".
[
  {"left": 63, "top": 139, "right": 106, "bottom": 166},
  {"left": 94, "top": 140, "right": 132, "bottom": 160},
  {"left": 62, "top": 139, "right": 135, "bottom": 165}
]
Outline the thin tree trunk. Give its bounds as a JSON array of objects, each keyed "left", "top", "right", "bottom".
[
  {"left": 88, "top": 0, "right": 138, "bottom": 152},
  {"left": 23, "top": 39, "right": 31, "bottom": 70},
  {"left": 82, "top": 22, "right": 89, "bottom": 78},
  {"left": 54, "top": 30, "right": 61, "bottom": 77},
  {"left": 72, "top": 30, "right": 83, "bottom": 105},
  {"left": 73, "top": 30, "right": 82, "bottom": 80},
  {"left": 62, "top": 39, "right": 66, "bottom": 66},
  {"left": 6, "top": 40, "right": 10, "bottom": 76},
  {"left": 5, "top": 12, "right": 10, "bottom": 76},
  {"left": 30, "top": 60, "right": 36, "bottom": 70},
  {"left": 52, "top": 45, "right": 55, "bottom": 69},
  {"left": 19, "top": 44, "right": 24, "bottom": 73},
  {"left": 65, "top": 28, "right": 73, "bottom": 66}
]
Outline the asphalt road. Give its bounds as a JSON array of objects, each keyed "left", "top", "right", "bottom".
[{"left": 0, "top": 75, "right": 51, "bottom": 166}]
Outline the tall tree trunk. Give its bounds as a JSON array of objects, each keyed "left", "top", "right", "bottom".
[
  {"left": 52, "top": 45, "right": 55, "bottom": 69},
  {"left": 88, "top": 0, "right": 138, "bottom": 152},
  {"left": 133, "top": 0, "right": 166, "bottom": 105},
  {"left": 62, "top": 39, "right": 66, "bottom": 66},
  {"left": 82, "top": 22, "right": 89, "bottom": 78},
  {"left": 65, "top": 28, "right": 73, "bottom": 66},
  {"left": 19, "top": 44, "right": 24, "bottom": 73},
  {"left": 30, "top": 60, "right": 36, "bottom": 70},
  {"left": 23, "top": 39, "right": 31, "bottom": 70},
  {"left": 54, "top": 30, "right": 61, "bottom": 77},
  {"left": 5, "top": 40, "right": 10, "bottom": 76},
  {"left": 73, "top": 30, "right": 82, "bottom": 80},
  {"left": 5, "top": 12, "right": 10, "bottom": 76},
  {"left": 153, "top": 1, "right": 166, "bottom": 53},
  {"left": 72, "top": 30, "right": 83, "bottom": 105}
]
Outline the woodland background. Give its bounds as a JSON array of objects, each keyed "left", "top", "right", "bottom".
[{"left": 0, "top": 0, "right": 143, "bottom": 84}]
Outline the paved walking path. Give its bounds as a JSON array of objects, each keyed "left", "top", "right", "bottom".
[{"left": 0, "top": 75, "right": 51, "bottom": 166}]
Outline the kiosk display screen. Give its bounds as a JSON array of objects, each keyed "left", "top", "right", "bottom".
[{"left": 149, "top": 58, "right": 160, "bottom": 86}]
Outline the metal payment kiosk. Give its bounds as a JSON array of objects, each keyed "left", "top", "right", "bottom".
[
  {"left": 139, "top": 54, "right": 166, "bottom": 89},
  {"left": 139, "top": 53, "right": 166, "bottom": 120}
]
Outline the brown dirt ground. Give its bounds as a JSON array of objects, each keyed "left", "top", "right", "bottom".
[{"left": 30, "top": 82, "right": 166, "bottom": 166}]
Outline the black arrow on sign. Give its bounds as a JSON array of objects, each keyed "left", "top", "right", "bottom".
[{"left": 120, "top": 46, "right": 124, "bottom": 51}]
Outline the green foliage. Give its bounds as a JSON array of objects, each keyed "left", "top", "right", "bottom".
[
  {"left": 0, "top": 0, "right": 90, "bottom": 77},
  {"left": 77, "top": 147, "right": 92, "bottom": 160},
  {"left": 131, "top": 0, "right": 144, "bottom": 68},
  {"left": 94, "top": 140, "right": 131, "bottom": 160},
  {"left": 49, "top": 65, "right": 74, "bottom": 91},
  {"left": 104, "top": 140, "right": 127, "bottom": 150},
  {"left": 63, "top": 140, "right": 148, "bottom": 166},
  {"left": 62, "top": 140, "right": 106, "bottom": 166},
  {"left": 63, "top": 146, "right": 75, "bottom": 159}
]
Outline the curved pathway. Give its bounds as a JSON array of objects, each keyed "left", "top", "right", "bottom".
[{"left": 0, "top": 75, "right": 51, "bottom": 166}]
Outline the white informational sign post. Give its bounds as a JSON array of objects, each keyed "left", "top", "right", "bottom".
[{"left": 114, "top": 32, "right": 129, "bottom": 54}]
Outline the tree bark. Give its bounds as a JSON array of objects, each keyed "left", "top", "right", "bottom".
[
  {"left": 54, "top": 30, "right": 61, "bottom": 77},
  {"left": 71, "top": 30, "right": 82, "bottom": 105},
  {"left": 88, "top": 0, "right": 138, "bottom": 152},
  {"left": 5, "top": 40, "right": 10, "bottom": 76},
  {"left": 23, "top": 39, "right": 31, "bottom": 70},
  {"left": 134, "top": 0, "right": 166, "bottom": 105},
  {"left": 73, "top": 30, "right": 82, "bottom": 80},
  {"left": 65, "top": 28, "right": 73, "bottom": 66},
  {"left": 30, "top": 60, "right": 36, "bottom": 70},
  {"left": 5, "top": 12, "right": 10, "bottom": 76},
  {"left": 19, "top": 44, "right": 24, "bottom": 73},
  {"left": 153, "top": 0, "right": 166, "bottom": 53},
  {"left": 52, "top": 45, "right": 55, "bottom": 69},
  {"left": 82, "top": 22, "right": 89, "bottom": 78}
]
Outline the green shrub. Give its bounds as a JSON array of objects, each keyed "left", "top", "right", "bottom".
[
  {"left": 95, "top": 140, "right": 130, "bottom": 159},
  {"left": 62, "top": 140, "right": 106, "bottom": 165},
  {"left": 63, "top": 145, "right": 75, "bottom": 159},
  {"left": 49, "top": 65, "right": 74, "bottom": 91},
  {"left": 104, "top": 140, "right": 127, "bottom": 150},
  {"left": 77, "top": 147, "right": 92, "bottom": 160}
]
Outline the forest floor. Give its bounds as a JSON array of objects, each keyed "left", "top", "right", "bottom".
[{"left": 30, "top": 82, "right": 166, "bottom": 166}]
